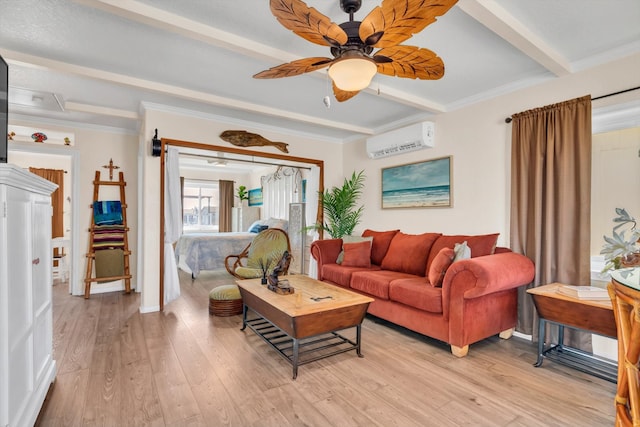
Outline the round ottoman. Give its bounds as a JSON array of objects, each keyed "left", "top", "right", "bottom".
[{"left": 209, "top": 285, "right": 243, "bottom": 316}]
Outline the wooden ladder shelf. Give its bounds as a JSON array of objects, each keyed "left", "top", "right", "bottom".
[{"left": 84, "top": 170, "right": 132, "bottom": 298}]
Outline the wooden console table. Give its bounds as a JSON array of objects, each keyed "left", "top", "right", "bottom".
[
  {"left": 527, "top": 283, "right": 617, "bottom": 382},
  {"left": 608, "top": 268, "right": 640, "bottom": 427}
]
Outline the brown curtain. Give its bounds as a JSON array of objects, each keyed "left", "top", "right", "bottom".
[
  {"left": 219, "top": 180, "right": 234, "bottom": 233},
  {"left": 29, "top": 168, "right": 65, "bottom": 238},
  {"left": 510, "top": 95, "right": 592, "bottom": 350}
]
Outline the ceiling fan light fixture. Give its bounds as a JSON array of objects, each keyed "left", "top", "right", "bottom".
[{"left": 328, "top": 55, "right": 377, "bottom": 92}]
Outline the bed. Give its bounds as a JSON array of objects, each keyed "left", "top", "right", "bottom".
[
  {"left": 177, "top": 232, "right": 256, "bottom": 278},
  {"left": 176, "top": 218, "right": 288, "bottom": 278}
]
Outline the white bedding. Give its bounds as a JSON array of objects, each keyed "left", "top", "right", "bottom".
[{"left": 176, "top": 232, "right": 256, "bottom": 277}]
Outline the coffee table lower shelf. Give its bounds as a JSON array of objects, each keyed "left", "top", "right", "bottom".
[{"left": 242, "top": 313, "right": 363, "bottom": 380}]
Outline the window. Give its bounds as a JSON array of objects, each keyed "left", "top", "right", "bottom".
[{"left": 183, "top": 179, "right": 219, "bottom": 232}]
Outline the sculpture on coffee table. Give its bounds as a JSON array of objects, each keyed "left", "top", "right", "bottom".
[{"left": 267, "top": 251, "right": 294, "bottom": 294}]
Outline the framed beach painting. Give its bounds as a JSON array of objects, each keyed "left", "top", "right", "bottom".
[
  {"left": 381, "top": 156, "right": 452, "bottom": 208},
  {"left": 248, "top": 188, "right": 263, "bottom": 206}
]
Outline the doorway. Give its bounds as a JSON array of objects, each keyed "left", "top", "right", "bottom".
[{"left": 8, "top": 144, "right": 80, "bottom": 295}]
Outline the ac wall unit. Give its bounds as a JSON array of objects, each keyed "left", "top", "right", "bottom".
[{"left": 366, "top": 121, "right": 435, "bottom": 159}]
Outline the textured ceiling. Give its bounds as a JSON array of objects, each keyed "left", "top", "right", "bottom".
[{"left": 1, "top": 0, "right": 639, "bottom": 143}]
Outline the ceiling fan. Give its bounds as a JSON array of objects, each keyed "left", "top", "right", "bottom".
[{"left": 254, "top": 0, "right": 458, "bottom": 102}]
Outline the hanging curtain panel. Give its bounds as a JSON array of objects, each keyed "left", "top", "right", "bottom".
[
  {"left": 219, "top": 180, "right": 234, "bottom": 232},
  {"left": 510, "top": 94, "right": 592, "bottom": 350},
  {"left": 164, "top": 147, "right": 182, "bottom": 306},
  {"left": 261, "top": 166, "right": 302, "bottom": 220}
]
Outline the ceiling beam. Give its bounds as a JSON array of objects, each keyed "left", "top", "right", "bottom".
[
  {"left": 4, "top": 50, "right": 374, "bottom": 135},
  {"left": 64, "top": 101, "right": 139, "bottom": 119},
  {"left": 74, "top": 0, "right": 446, "bottom": 113},
  {"left": 457, "top": 0, "right": 572, "bottom": 77}
]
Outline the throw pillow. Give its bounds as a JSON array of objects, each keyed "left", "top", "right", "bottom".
[
  {"left": 453, "top": 241, "right": 471, "bottom": 262},
  {"left": 248, "top": 220, "right": 265, "bottom": 233},
  {"left": 361, "top": 229, "right": 400, "bottom": 265},
  {"left": 427, "top": 247, "right": 455, "bottom": 287},
  {"left": 341, "top": 240, "right": 372, "bottom": 268},
  {"left": 336, "top": 235, "right": 373, "bottom": 264},
  {"left": 380, "top": 232, "right": 442, "bottom": 276},
  {"left": 426, "top": 233, "right": 499, "bottom": 271}
]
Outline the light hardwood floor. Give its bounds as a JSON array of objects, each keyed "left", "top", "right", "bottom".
[{"left": 37, "top": 270, "right": 616, "bottom": 426}]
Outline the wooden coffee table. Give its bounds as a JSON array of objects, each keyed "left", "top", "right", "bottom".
[{"left": 236, "top": 275, "right": 373, "bottom": 379}]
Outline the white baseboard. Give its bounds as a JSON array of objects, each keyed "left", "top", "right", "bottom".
[
  {"left": 513, "top": 331, "right": 532, "bottom": 341},
  {"left": 139, "top": 304, "right": 160, "bottom": 313}
]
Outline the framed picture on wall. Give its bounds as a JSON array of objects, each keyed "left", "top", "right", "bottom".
[
  {"left": 381, "top": 156, "right": 452, "bottom": 209},
  {"left": 248, "top": 188, "right": 263, "bottom": 206}
]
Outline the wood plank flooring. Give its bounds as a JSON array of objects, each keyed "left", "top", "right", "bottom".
[{"left": 36, "top": 270, "right": 616, "bottom": 426}]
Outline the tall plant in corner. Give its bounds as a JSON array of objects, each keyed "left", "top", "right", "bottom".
[{"left": 313, "top": 170, "right": 366, "bottom": 239}]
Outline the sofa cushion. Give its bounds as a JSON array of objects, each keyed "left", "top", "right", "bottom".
[
  {"left": 427, "top": 247, "right": 455, "bottom": 287},
  {"left": 322, "top": 263, "right": 381, "bottom": 288},
  {"left": 342, "top": 240, "right": 372, "bottom": 268},
  {"left": 337, "top": 235, "right": 373, "bottom": 264},
  {"left": 380, "top": 232, "right": 442, "bottom": 276},
  {"left": 361, "top": 229, "right": 399, "bottom": 265},
  {"left": 350, "top": 270, "right": 417, "bottom": 300},
  {"left": 389, "top": 278, "right": 443, "bottom": 313},
  {"left": 426, "top": 233, "right": 499, "bottom": 272}
]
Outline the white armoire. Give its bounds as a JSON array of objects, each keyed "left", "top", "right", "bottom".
[{"left": 0, "top": 164, "right": 57, "bottom": 427}]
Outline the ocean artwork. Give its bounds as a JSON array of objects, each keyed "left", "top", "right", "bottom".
[{"left": 382, "top": 156, "right": 452, "bottom": 208}]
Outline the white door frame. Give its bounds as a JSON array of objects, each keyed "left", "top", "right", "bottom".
[{"left": 8, "top": 142, "right": 81, "bottom": 295}]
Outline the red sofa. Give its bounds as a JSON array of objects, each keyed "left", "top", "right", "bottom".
[{"left": 310, "top": 229, "right": 535, "bottom": 357}]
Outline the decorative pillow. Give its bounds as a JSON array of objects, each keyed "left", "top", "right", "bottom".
[
  {"left": 453, "top": 241, "right": 471, "bottom": 262},
  {"left": 427, "top": 247, "right": 455, "bottom": 287},
  {"left": 248, "top": 220, "right": 266, "bottom": 233},
  {"left": 341, "top": 240, "right": 372, "bottom": 268},
  {"left": 361, "top": 229, "right": 400, "bottom": 265},
  {"left": 380, "top": 232, "right": 442, "bottom": 276},
  {"left": 336, "top": 235, "right": 373, "bottom": 264},
  {"left": 426, "top": 233, "right": 499, "bottom": 271}
]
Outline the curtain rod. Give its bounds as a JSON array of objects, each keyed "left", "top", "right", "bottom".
[{"left": 504, "top": 86, "right": 640, "bottom": 123}]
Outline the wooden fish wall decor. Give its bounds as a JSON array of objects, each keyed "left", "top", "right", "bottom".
[{"left": 219, "top": 130, "right": 289, "bottom": 153}]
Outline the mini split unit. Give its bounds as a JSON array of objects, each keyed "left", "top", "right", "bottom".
[{"left": 366, "top": 121, "right": 435, "bottom": 159}]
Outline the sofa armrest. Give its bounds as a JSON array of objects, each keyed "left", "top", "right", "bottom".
[
  {"left": 442, "top": 252, "right": 534, "bottom": 315},
  {"left": 310, "top": 239, "right": 343, "bottom": 278}
]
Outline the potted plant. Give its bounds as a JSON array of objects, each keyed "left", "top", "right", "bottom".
[
  {"left": 310, "top": 170, "right": 365, "bottom": 239},
  {"left": 601, "top": 207, "right": 640, "bottom": 272},
  {"left": 236, "top": 185, "right": 249, "bottom": 206}
]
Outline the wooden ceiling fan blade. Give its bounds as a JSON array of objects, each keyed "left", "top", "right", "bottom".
[
  {"left": 253, "top": 57, "right": 333, "bottom": 79},
  {"left": 332, "top": 82, "right": 360, "bottom": 102},
  {"left": 375, "top": 46, "right": 445, "bottom": 80},
  {"left": 270, "top": 0, "right": 348, "bottom": 46},
  {"left": 360, "top": 0, "right": 458, "bottom": 48},
  {"left": 373, "top": 54, "right": 393, "bottom": 64}
]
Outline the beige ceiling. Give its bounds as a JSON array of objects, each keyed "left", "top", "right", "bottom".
[{"left": 1, "top": 0, "right": 639, "bottom": 143}]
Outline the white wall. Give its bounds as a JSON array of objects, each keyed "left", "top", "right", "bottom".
[{"left": 346, "top": 53, "right": 640, "bottom": 248}]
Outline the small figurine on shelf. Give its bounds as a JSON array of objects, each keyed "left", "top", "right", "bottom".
[
  {"left": 64, "top": 137, "right": 71, "bottom": 146},
  {"left": 267, "top": 251, "right": 294, "bottom": 295},
  {"left": 31, "top": 132, "right": 47, "bottom": 143}
]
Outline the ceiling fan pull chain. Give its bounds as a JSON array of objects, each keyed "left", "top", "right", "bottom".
[{"left": 323, "top": 71, "right": 331, "bottom": 108}]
